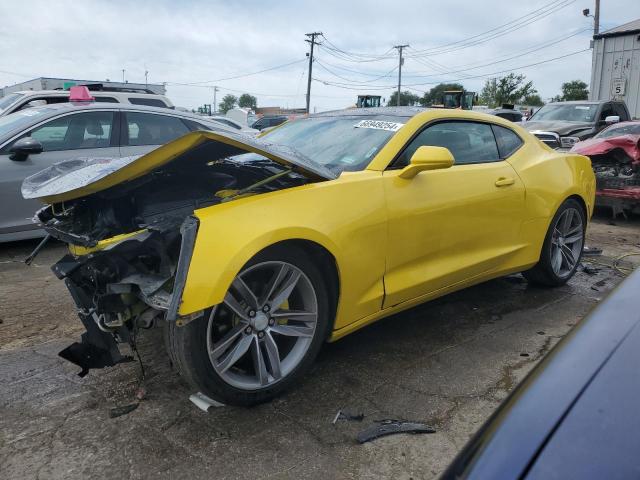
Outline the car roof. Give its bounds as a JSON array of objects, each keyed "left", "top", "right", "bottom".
[
  {"left": 312, "top": 106, "right": 426, "bottom": 119},
  {"left": 441, "top": 268, "right": 640, "bottom": 480},
  {"left": 10, "top": 101, "right": 193, "bottom": 118},
  {"left": 546, "top": 100, "right": 618, "bottom": 106},
  {"left": 11, "top": 90, "right": 167, "bottom": 98}
]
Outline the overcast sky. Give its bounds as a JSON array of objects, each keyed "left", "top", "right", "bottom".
[{"left": 0, "top": 0, "right": 637, "bottom": 111}]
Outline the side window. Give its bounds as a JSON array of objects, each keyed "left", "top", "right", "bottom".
[
  {"left": 94, "top": 96, "right": 119, "bottom": 103},
  {"left": 125, "top": 112, "right": 190, "bottom": 146},
  {"left": 613, "top": 103, "right": 629, "bottom": 121},
  {"left": 395, "top": 121, "right": 500, "bottom": 167},
  {"left": 599, "top": 104, "right": 615, "bottom": 121},
  {"left": 28, "top": 111, "right": 114, "bottom": 151},
  {"left": 492, "top": 125, "right": 523, "bottom": 158},
  {"left": 128, "top": 97, "right": 168, "bottom": 108}
]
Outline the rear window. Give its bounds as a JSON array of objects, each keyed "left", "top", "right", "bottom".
[{"left": 128, "top": 97, "right": 168, "bottom": 108}]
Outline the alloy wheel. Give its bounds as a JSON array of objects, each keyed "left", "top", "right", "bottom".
[
  {"left": 206, "top": 261, "right": 318, "bottom": 390},
  {"left": 550, "top": 207, "right": 584, "bottom": 278}
]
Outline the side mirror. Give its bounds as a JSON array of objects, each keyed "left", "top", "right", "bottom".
[
  {"left": 9, "top": 137, "right": 43, "bottom": 161},
  {"left": 399, "top": 146, "right": 454, "bottom": 179},
  {"left": 605, "top": 115, "right": 620, "bottom": 124}
]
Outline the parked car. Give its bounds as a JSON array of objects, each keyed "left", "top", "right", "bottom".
[
  {"left": 208, "top": 115, "right": 259, "bottom": 135},
  {"left": 524, "top": 100, "right": 630, "bottom": 149},
  {"left": 442, "top": 267, "right": 640, "bottom": 480},
  {"left": 489, "top": 108, "right": 523, "bottom": 123},
  {"left": 0, "top": 102, "right": 234, "bottom": 241},
  {"left": 0, "top": 90, "right": 174, "bottom": 117},
  {"left": 25, "top": 107, "right": 594, "bottom": 406},
  {"left": 571, "top": 120, "right": 640, "bottom": 215},
  {"left": 250, "top": 115, "right": 288, "bottom": 131}
]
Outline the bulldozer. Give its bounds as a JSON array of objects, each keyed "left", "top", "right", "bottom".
[
  {"left": 356, "top": 95, "right": 382, "bottom": 108},
  {"left": 432, "top": 90, "right": 477, "bottom": 110}
]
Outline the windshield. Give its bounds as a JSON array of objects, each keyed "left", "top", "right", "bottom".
[
  {"left": 531, "top": 104, "right": 598, "bottom": 123},
  {"left": 0, "top": 107, "right": 54, "bottom": 138},
  {"left": 595, "top": 123, "right": 640, "bottom": 139},
  {"left": 0, "top": 93, "right": 25, "bottom": 112},
  {"left": 261, "top": 115, "right": 403, "bottom": 174}
]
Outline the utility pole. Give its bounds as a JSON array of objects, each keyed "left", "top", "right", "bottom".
[
  {"left": 305, "top": 32, "right": 322, "bottom": 114},
  {"left": 583, "top": 0, "right": 600, "bottom": 36},
  {"left": 213, "top": 86, "right": 219, "bottom": 114},
  {"left": 122, "top": 69, "right": 125, "bottom": 83},
  {"left": 144, "top": 70, "right": 149, "bottom": 88},
  {"left": 394, "top": 45, "right": 409, "bottom": 106}
]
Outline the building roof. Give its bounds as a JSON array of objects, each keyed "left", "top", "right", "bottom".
[{"left": 594, "top": 18, "right": 640, "bottom": 39}]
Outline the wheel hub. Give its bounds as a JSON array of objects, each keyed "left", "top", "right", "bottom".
[{"left": 251, "top": 311, "right": 269, "bottom": 331}]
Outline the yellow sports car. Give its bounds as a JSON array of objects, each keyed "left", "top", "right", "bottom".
[{"left": 23, "top": 107, "right": 595, "bottom": 405}]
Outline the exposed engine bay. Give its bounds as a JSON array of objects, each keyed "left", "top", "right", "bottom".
[{"left": 25, "top": 137, "right": 317, "bottom": 375}]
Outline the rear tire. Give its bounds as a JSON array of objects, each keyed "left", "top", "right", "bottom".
[
  {"left": 523, "top": 198, "right": 586, "bottom": 287},
  {"left": 167, "top": 245, "right": 331, "bottom": 406}
]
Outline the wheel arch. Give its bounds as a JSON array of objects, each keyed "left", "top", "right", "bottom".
[{"left": 179, "top": 227, "right": 342, "bottom": 323}]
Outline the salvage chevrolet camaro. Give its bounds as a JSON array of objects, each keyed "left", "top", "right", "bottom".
[{"left": 23, "top": 107, "right": 595, "bottom": 405}]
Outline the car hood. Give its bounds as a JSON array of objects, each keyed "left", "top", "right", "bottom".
[
  {"left": 571, "top": 134, "right": 640, "bottom": 163},
  {"left": 524, "top": 120, "right": 594, "bottom": 136},
  {"left": 22, "top": 130, "right": 336, "bottom": 204}
]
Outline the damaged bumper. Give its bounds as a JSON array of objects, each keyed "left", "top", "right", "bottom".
[{"left": 51, "top": 216, "right": 199, "bottom": 375}]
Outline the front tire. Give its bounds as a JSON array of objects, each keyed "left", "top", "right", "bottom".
[
  {"left": 167, "top": 245, "right": 331, "bottom": 406},
  {"left": 523, "top": 198, "right": 586, "bottom": 287}
]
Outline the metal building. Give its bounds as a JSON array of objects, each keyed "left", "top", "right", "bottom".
[
  {"left": 1, "top": 77, "right": 166, "bottom": 96},
  {"left": 590, "top": 19, "right": 640, "bottom": 119}
]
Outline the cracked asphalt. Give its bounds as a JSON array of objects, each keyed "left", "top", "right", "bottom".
[{"left": 1, "top": 212, "right": 639, "bottom": 480}]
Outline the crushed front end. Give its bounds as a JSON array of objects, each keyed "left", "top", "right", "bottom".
[{"left": 23, "top": 131, "right": 324, "bottom": 376}]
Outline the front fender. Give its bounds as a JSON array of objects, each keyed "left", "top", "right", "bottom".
[{"left": 177, "top": 171, "right": 387, "bottom": 330}]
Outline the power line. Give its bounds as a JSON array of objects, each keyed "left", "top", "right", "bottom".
[
  {"left": 407, "top": 0, "right": 577, "bottom": 57},
  {"left": 314, "top": 60, "right": 397, "bottom": 83},
  {"left": 165, "top": 59, "right": 306, "bottom": 86},
  {"left": 313, "top": 48, "right": 591, "bottom": 91}
]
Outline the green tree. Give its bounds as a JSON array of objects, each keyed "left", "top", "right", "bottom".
[
  {"left": 523, "top": 93, "right": 544, "bottom": 106},
  {"left": 387, "top": 90, "right": 420, "bottom": 106},
  {"left": 496, "top": 73, "right": 536, "bottom": 106},
  {"left": 481, "top": 74, "right": 537, "bottom": 107},
  {"left": 560, "top": 80, "right": 589, "bottom": 101},
  {"left": 218, "top": 94, "right": 237, "bottom": 114},
  {"left": 480, "top": 78, "right": 498, "bottom": 107},
  {"left": 419, "top": 82, "right": 465, "bottom": 106},
  {"left": 238, "top": 93, "right": 257, "bottom": 110}
]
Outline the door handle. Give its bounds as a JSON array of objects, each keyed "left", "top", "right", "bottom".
[{"left": 495, "top": 177, "right": 515, "bottom": 187}]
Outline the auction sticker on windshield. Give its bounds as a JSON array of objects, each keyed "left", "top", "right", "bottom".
[{"left": 354, "top": 120, "right": 404, "bottom": 131}]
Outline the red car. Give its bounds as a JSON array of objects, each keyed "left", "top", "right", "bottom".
[{"left": 571, "top": 121, "right": 640, "bottom": 216}]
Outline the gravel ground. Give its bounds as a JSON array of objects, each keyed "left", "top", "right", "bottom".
[{"left": 1, "top": 211, "right": 638, "bottom": 480}]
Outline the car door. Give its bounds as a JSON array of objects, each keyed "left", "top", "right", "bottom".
[
  {"left": 0, "top": 110, "right": 119, "bottom": 237},
  {"left": 119, "top": 111, "right": 191, "bottom": 157},
  {"left": 382, "top": 120, "right": 526, "bottom": 308}
]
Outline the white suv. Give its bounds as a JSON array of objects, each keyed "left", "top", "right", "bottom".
[{"left": 0, "top": 90, "right": 174, "bottom": 117}]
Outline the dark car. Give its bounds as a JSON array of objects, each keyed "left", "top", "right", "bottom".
[
  {"left": 442, "top": 267, "right": 640, "bottom": 479},
  {"left": 489, "top": 108, "right": 523, "bottom": 123},
  {"left": 524, "top": 100, "right": 631, "bottom": 150},
  {"left": 0, "top": 102, "right": 235, "bottom": 242},
  {"left": 250, "top": 115, "right": 288, "bottom": 131}
]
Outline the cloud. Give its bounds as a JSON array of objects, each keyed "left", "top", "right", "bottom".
[{"left": 0, "top": 0, "right": 636, "bottom": 110}]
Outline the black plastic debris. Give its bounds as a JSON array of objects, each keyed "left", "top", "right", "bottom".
[
  {"left": 332, "top": 410, "right": 365, "bottom": 424},
  {"left": 356, "top": 419, "right": 435, "bottom": 444},
  {"left": 583, "top": 246, "right": 603, "bottom": 257},
  {"left": 582, "top": 263, "right": 600, "bottom": 275},
  {"left": 109, "top": 403, "right": 139, "bottom": 418}
]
